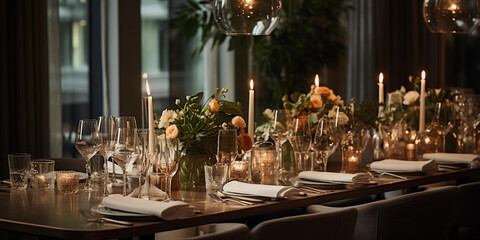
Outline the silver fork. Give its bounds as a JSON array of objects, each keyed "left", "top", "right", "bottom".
[{"left": 79, "top": 210, "right": 134, "bottom": 226}]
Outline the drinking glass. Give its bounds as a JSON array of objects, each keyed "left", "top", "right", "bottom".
[
  {"left": 136, "top": 128, "right": 151, "bottom": 198},
  {"left": 312, "top": 118, "right": 337, "bottom": 172},
  {"left": 217, "top": 129, "right": 237, "bottom": 164},
  {"left": 287, "top": 117, "right": 312, "bottom": 175},
  {"left": 204, "top": 163, "right": 229, "bottom": 194},
  {"left": 8, "top": 153, "right": 31, "bottom": 190},
  {"left": 112, "top": 116, "right": 137, "bottom": 184},
  {"left": 162, "top": 137, "right": 179, "bottom": 199},
  {"left": 269, "top": 109, "right": 291, "bottom": 171},
  {"left": 112, "top": 127, "right": 139, "bottom": 196},
  {"left": 98, "top": 116, "right": 116, "bottom": 195},
  {"left": 75, "top": 119, "right": 102, "bottom": 191}
]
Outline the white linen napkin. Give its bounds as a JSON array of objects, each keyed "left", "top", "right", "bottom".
[
  {"left": 370, "top": 159, "right": 438, "bottom": 172},
  {"left": 127, "top": 183, "right": 168, "bottom": 201},
  {"left": 298, "top": 171, "right": 371, "bottom": 183},
  {"left": 223, "top": 181, "right": 299, "bottom": 198},
  {"left": 422, "top": 153, "right": 480, "bottom": 165},
  {"left": 102, "top": 195, "right": 194, "bottom": 220}
]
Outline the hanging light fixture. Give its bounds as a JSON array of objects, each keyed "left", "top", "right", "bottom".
[
  {"left": 423, "top": 0, "right": 480, "bottom": 33},
  {"left": 213, "top": 0, "right": 282, "bottom": 36}
]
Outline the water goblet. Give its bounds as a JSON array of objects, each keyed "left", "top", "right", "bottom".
[
  {"left": 163, "top": 137, "right": 179, "bottom": 199},
  {"left": 98, "top": 116, "right": 116, "bottom": 195},
  {"left": 112, "top": 127, "right": 139, "bottom": 196},
  {"left": 112, "top": 116, "right": 137, "bottom": 184},
  {"left": 287, "top": 117, "right": 312, "bottom": 175},
  {"left": 75, "top": 119, "right": 102, "bottom": 191},
  {"left": 269, "top": 109, "right": 291, "bottom": 172},
  {"left": 312, "top": 117, "right": 337, "bottom": 172}
]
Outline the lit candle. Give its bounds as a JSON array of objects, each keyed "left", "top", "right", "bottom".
[
  {"left": 230, "top": 161, "right": 248, "bottom": 181},
  {"left": 144, "top": 74, "right": 155, "bottom": 154},
  {"left": 314, "top": 74, "right": 320, "bottom": 87},
  {"left": 419, "top": 70, "right": 426, "bottom": 133},
  {"left": 406, "top": 143, "right": 415, "bottom": 161},
  {"left": 248, "top": 79, "right": 255, "bottom": 139},
  {"left": 378, "top": 73, "right": 384, "bottom": 117}
]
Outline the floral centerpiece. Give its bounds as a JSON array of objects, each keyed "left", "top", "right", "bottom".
[{"left": 157, "top": 88, "right": 252, "bottom": 185}]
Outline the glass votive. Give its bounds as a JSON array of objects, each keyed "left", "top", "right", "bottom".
[
  {"left": 251, "top": 147, "right": 279, "bottom": 184},
  {"left": 56, "top": 171, "right": 79, "bottom": 194},
  {"left": 343, "top": 150, "right": 362, "bottom": 173},
  {"left": 30, "top": 160, "right": 55, "bottom": 189},
  {"left": 204, "top": 163, "right": 229, "bottom": 193},
  {"left": 8, "top": 153, "right": 31, "bottom": 190},
  {"left": 229, "top": 160, "right": 249, "bottom": 182},
  {"left": 148, "top": 172, "right": 169, "bottom": 201},
  {"left": 406, "top": 143, "right": 416, "bottom": 161}
]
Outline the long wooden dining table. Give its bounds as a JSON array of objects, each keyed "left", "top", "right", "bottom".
[{"left": 0, "top": 166, "right": 479, "bottom": 239}]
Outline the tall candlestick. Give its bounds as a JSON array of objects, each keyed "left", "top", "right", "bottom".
[
  {"left": 419, "top": 70, "right": 426, "bottom": 133},
  {"left": 314, "top": 74, "right": 320, "bottom": 87},
  {"left": 144, "top": 74, "right": 155, "bottom": 154},
  {"left": 378, "top": 73, "right": 384, "bottom": 117},
  {"left": 248, "top": 79, "right": 255, "bottom": 140}
]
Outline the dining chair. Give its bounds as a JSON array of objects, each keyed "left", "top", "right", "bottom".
[
  {"left": 51, "top": 157, "right": 86, "bottom": 172},
  {"left": 183, "top": 223, "right": 250, "bottom": 240},
  {"left": 307, "top": 185, "right": 460, "bottom": 240},
  {"left": 249, "top": 208, "right": 357, "bottom": 240},
  {"left": 455, "top": 182, "right": 480, "bottom": 240}
]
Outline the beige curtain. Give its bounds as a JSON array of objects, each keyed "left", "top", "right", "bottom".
[{"left": 0, "top": 0, "right": 51, "bottom": 179}]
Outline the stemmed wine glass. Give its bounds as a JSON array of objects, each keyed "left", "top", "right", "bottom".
[
  {"left": 217, "top": 129, "right": 238, "bottom": 164},
  {"left": 269, "top": 109, "right": 291, "bottom": 172},
  {"left": 98, "top": 116, "right": 115, "bottom": 196},
  {"left": 162, "top": 137, "right": 179, "bottom": 200},
  {"left": 75, "top": 119, "right": 102, "bottom": 191},
  {"left": 312, "top": 117, "right": 337, "bottom": 172},
  {"left": 136, "top": 128, "right": 151, "bottom": 198},
  {"left": 112, "top": 116, "right": 137, "bottom": 184},
  {"left": 112, "top": 127, "right": 139, "bottom": 196},
  {"left": 287, "top": 117, "right": 312, "bottom": 175}
]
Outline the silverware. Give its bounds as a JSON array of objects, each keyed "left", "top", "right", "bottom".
[
  {"left": 207, "top": 193, "right": 252, "bottom": 206},
  {"left": 374, "top": 172, "right": 408, "bottom": 180},
  {"left": 217, "top": 191, "right": 266, "bottom": 203},
  {"left": 79, "top": 210, "right": 133, "bottom": 226},
  {"left": 299, "top": 186, "right": 328, "bottom": 194}
]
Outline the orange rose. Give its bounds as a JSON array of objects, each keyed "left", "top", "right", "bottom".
[
  {"left": 314, "top": 86, "right": 333, "bottom": 98},
  {"left": 237, "top": 132, "right": 253, "bottom": 151},
  {"left": 232, "top": 116, "right": 247, "bottom": 129},
  {"left": 310, "top": 94, "right": 323, "bottom": 109},
  {"left": 165, "top": 125, "right": 179, "bottom": 138},
  {"left": 209, "top": 99, "right": 220, "bottom": 112}
]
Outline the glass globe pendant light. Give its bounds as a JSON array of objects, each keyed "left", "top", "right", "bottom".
[
  {"left": 213, "top": 0, "right": 282, "bottom": 36},
  {"left": 423, "top": 0, "right": 480, "bottom": 33}
]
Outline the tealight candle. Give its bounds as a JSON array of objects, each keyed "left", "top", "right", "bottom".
[
  {"left": 56, "top": 171, "right": 80, "bottom": 194},
  {"left": 229, "top": 161, "right": 248, "bottom": 182},
  {"left": 406, "top": 143, "right": 415, "bottom": 161}
]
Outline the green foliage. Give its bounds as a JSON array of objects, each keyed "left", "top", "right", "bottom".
[
  {"left": 176, "top": 0, "right": 350, "bottom": 107},
  {"left": 355, "top": 101, "right": 380, "bottom": 129}
]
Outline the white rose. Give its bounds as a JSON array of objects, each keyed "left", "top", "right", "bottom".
[
  {"left": 158, "top": 109, "right": 177, "bottom": 129},
  {"left": 403, "top": 91, "right": 420, "bottom": 105},
  {"left": 263, "top": 108, "right": 273, "bottom": 119}
]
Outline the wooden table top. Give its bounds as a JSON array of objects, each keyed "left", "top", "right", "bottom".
[{"left": 1, "top": 167, "right": 479, "bottom": 239}]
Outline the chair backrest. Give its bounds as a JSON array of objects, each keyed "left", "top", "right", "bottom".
[
  {"left": 51, "top": 158, "right": 86, "bottom": 172},
  {"left": 457, "top": 182, "right": 480, "bottom": 226},
  {"left": 183, "top": 223, "right": 249, "bottom": 240},
  {"left": 249, "top": 208, "right": 357, "bottom": 240},
  {"left": 308, "top": 186, "right": 460, "bottom": 240}
]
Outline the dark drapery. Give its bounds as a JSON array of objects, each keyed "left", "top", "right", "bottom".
[{"left": 0, "top": 0, "right": 50, "bottom": 179}]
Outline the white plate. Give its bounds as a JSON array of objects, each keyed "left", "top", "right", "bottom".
[{"left": 91, "top": 205, "right": 152, "bottom": 217}]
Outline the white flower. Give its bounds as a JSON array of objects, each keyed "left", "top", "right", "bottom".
[
  {"left": 263, "top": 108, "right": 273, "bottom": 119},
  {"left": 158, "top": 109, "right": 177, "bottom": 129},
  {"left": 403, "top": 91, "right": 420, "bottom": 105}
]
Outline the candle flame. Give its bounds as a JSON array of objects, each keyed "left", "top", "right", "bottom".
[
  {"left": 146, "top": 80, "right": 151, "bottom": 96},
  {"left": 449, "top": 4, "right": 457, "bottom": 10},
  {"left": 379, "top": 72, "right": 384, "bottom": 83},
  {"left": 250, "top": 79, "right": 254, "bottom": 90},
  {"left": 314, "top": 74, "right": 320, "bottom": 87},
  {"left": 142, "top": 73, "right": 148, "bottom": 79},
  {"left": 421, "top": 70, "right": 426, "bottom": 80}
]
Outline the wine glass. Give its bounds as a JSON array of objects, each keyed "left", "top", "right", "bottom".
[
  {"left": 75, "top": 119, "right": 102, "bottom": 191},
  {"left": 217, "top": 129, "right": 238, "bottom": 164},
  {"left": 269, "top": 109, "right": 291, "bottom": 172},
  {"left": 111, "top": 116, "right": 137, "bottom": 184},
  {"left": 136, "top": 128, "right": 152, "bottom": 198},
  {"left": 98, "top": 116, "right": 115, "bottom": 196},
  {"left": 162, "top": 137, "right": 179, "bottom": 200},
  {"left": 312, "top": 117, "right": 337, "bottom": 172},
  {"left": 287, "top": 117, "right": 312, "bottom": 175},
  {"left": 112, "top": 127, "right": 139, "bottom": 196}
]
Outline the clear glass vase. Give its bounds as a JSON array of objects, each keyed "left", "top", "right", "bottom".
[
  {"left": 179, "top": 148, "right": 216, "bottom": 186},
  {"left": 213, "top": 0, "right": 283, "bottom": 36}
]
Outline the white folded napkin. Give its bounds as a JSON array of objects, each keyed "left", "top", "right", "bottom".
[
  {"left": 223, "top": 181, "right": 299, "bottom": 198},
  {"left": 102, "top": 195, "right": 194, "bottom": 220},
  {"left": 370, "top": 159, "right": 438, "bottom": 173},
  {"left": 127, "top": 183, "right": 169, "bottom": 201},
  {"left": 422, "top": 153, "right": 480, "bottom": 165},
  {"left": 298, "top": 171, "right": 371, "bottom": 183}
]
